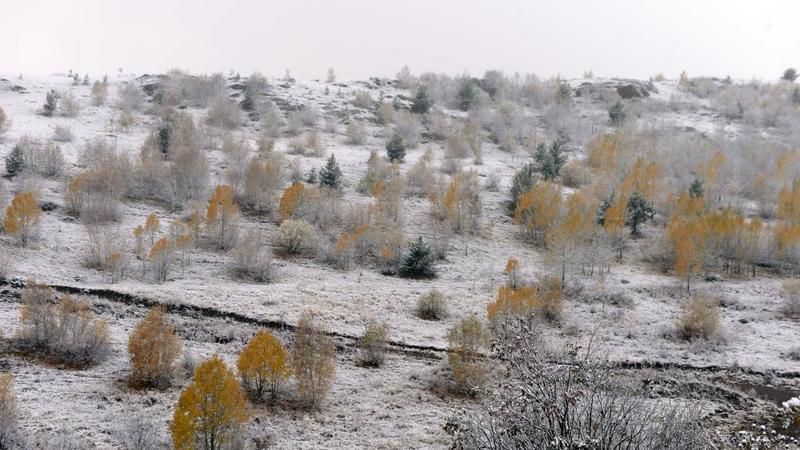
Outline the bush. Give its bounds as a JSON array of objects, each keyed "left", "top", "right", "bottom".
[
  {"left": 5, "top": 191, "right": 41, "bottom": 247},
  {"left": 116, "top": 82, "right": 143, "bottom": 111},
  {"left": 27, "top": 141, "right": 64, "bottom": 177},
  {"left": 128, "top": 306, "right": 183, "bottom": 388},
  {"left": 52, "top": 125, "right": 74, "bottom": 142},
  {"left": 18, "top": 285, "right": 110, "bottom": 366},
  {"left": 451, "top": 317, "right": 713, "bottom": 449},
  {"left": 346, "top": 120, "right": 368, "bottom": 145},
  {"left": 0, "top": 373, "right": 17, "bottom": 450},
  {"left": 237, "top": 330, "right": 291, "bottom": 400},
  {"left": 416, "top": 289, "right": 448, "bottom": 320},
  {"left": 447, "top": 315, "right": 490, "bottom": 393},
  {"left": 291, "top": 311, "right": 336, "bottom": 409},
  {"left": 206, "top": 185, "right": 240, "bottom": 251},
  {"left": 399, "top": 236, "right": 436, "bottom": 278},
  {"left": 352, "top": 91, "right": 374, "bottom": 109},
  {"left": 59, "top": 91, "right": 80, "bottom": 117},
  {"left": 677, "top": 295, "right": 721, "bottom": 340},
  {"left": 394, "top": 111, "right": 420, "bottom": 148},
  {"left": 0, "top": 106, "right": 8, "bottom": 137},
  {"left": 487, "top": 276, "right": 564, "bottom": 324},
  {"left": 781, "top": 280, "right": 800, "bottom": 319},
  {"left": 358, "top": 320, "right": 389, "bottom": 368},
  {"left": 206, "top": 94, "right": 241, "bottom": 130},
  {"left": 90, "top": 80, "right": 107, "bottom": 106},
  {"left": 170, "top": 356, "right": 249, "bottom": 450},
  {"left": 118, "top": 414, "right": 159, "bottom": 450},
  {"left": 277, "top": 219, "right": 317, "bottom": 255},
  {"left": 386, "top": 133, "right": 406, "bottom": 163},
  {"left": 83, "top": 224, "right": 128, "bottom": 283},
  {"left": 231, "top": 230, "right": 275, "bottom": 282},
  {"left": 243, "top": 156, "right": 283, "bottom": 213}
]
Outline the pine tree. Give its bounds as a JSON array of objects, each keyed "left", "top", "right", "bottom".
[
  {"left": 158, "top": 124, "right": 171, "bottom": 157},
  {"left": 533, "top": 141, "right": 566, "bottom": 180},
  {"left": 689, "top": 179, "right": 704, "bottom": 199},
  {"left": 782, "top": 68, "right": 798, "bottom": 82},
  {"left": 509, "top": 163, "right": 537, "bottom": 212},
  {"left": 625, "top": 192, "right": 655, "bottom": 236},
  {"left": 42, "top": 90, "right": 58, "bottom": 117},
  {"left": 400, "top": 236, "right": 436, "bottom": 278},
  {"left": 608, "top": 100, "right": 625, "bottom": 126},
  {"left": 386, "top": 133, "right": 406, "bottom": 163},
  {"left": 319, "top": 153, "right": 342, "bottom": 189},
  {"left": 5, "top": 145, "right": 24, "bottom": 177},
  {"left": 457, "top": 79, "right": 477, "bottom": 111},
  {"left": 410, "top": 86, "right": 432, "bottom": 114}
]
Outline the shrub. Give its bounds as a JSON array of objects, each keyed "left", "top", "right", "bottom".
[
  {"left": 358, "top": 320, "right": 389, "bottom": 368},
  {"left": 117, "top": 82, "right": 144, "bottom": 111},
  {"left": 399, "top": 236, "right": 436, "bottom": 278},
  {"left": 291, "top": 311, "right": 336, "bottom": 409},
  {"left": 451, "top": 317, "right": 713, "bottom": 449},
  {"left": 343, "top": 121, "right": 367, "bottom": 146},
  {"left": 237, "top": 330, "right": 291, "bottom": 400},
  {"left": 52, "top": 125, "right": 73, "bottom": 143},
  {"left": 149, "top": 238, "right": 173, "bottom": 283},
  {"left": 206, "top": 94, "right": 241, "bottom": 130},
  {"left": 231, "top": 230, "right": 275, "bottom": 282},
  {"left": 5, "top": 192, "right": 41, "bottom": 246},
  {"left": 386, "top": 133, "right": 406, "bottom": 163},
  {"left": 0, "top": 372, "right": 17, "bottom": 449},
  {"left": 128, "top": 306, "right": 183, "bottom": 388},
  {"left": 170, "top": 355, "right": 249, "bottom": 450},
  {"left": 0, "top": 106, "right": 8, "bottom": 137},
  {"left": 781, "top": 280, "right": 800, "bottom": 319},
  {"left": 279, "top": 182, "right": 306, "bottom": 221},
  {"left": 243, "top": 157, "right": 283, "bottom": 213},
  {"left": 206, "top": 185, "right": 240, "bottom": 251},
  {"left": 83, "top": 224, "right": 128, "bottom": 283},
  {"left": 394, "top": 111, "right": 420, "bottom": 148},
  {"left": 26, "top": 141, "right": 64, "bottom": 177},
  {"left": 90, "top": 80, "right": 108, "bottom": 106},
  {"left": 416, "top": 289, "right": 448, "bottom": 320},
  {"left": 352, "top": 90, "right": 374, "bottom": 109},
  {"left": 677, "top": 295, "right": 721, "bottom": 340},
  {"left": 59, "top": 91, "right": 80, "bottom": 117},
  {"left": 119, "top": 414, "right": 159, "bottom": 450},
  {"left": 18, "top": 285, "right": 110, "bottom": 366},
  {"left": 411, "top": 86, "right": 432, "bottom": 114},
  {"left": 277, "top": 219, "right": 317, "bottom": 255},
  {"left": 487, "top": 276, "right": 564, "bottom": 324},
  {"left": 447, "top": 315, "right": 490, "bottom": 393}
]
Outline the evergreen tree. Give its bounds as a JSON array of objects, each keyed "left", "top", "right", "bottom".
[
  {"left": 42, "top": 90, "right": 58, "bottom": 117},
  {"left": 5, "top": 144, "right": 24, "bottom": 177},
  {"left": 319, "top": 153, "right": 342, "bottom": 189},
  {"left": 689, "top": 179, "right": 704, "bottom": 199},
  {"left": 386, "top": 133, "right": 406, "bottom": 163},
  {"left": 400, "top": 236, "right": 436, "bottom": 278},
  {"left": 410, "top": 86, "right": 432, "bottom": 114},
  {"left": 625, "top": 192, "right": 655, "bottom": 236},
  {"left": 457, "top": 79, "right": 477, "bottom": 111},
  {"left": 782, "top": 68, "right": 798, "bottom": 82},
  {"left": 509, "top": 163, "right": 537, "bottom": 212},
  {"left": 158, "top": 124, "right": 171, "bottom": 156},
  {"left": 608, "top": 101, "right": 625, "bottom": 126},
  {"left": 305, "top": 168, "right": 318, "bottom": 184},
  {"left": 533, "top": 141, "right": 567, "bottom": 180}
]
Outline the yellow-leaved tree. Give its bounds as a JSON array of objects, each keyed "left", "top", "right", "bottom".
[
  {"left": 5, "top": 192, "right": 41, "bottom": 246},
  {"left": 171, "top": 355, "right": 249, "bottom": 450},
  {"left": 128, "top": 306, "right": 183, "bottom": 388},
  {"left": 514, "top": 181, "right": 561, "bottom": 243},
  {"left": 278, "top": 182, "right": 305, "bottom": 221},
  {"left": 206, "top": 185, "right": 240, "bottom": 250},
  {"left": 237, "top": 330, "right": 291, "bottom": 400}
]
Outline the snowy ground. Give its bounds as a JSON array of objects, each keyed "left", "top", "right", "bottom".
[{"left": 0, "top": 73, "right": 798, "bottom": 448}]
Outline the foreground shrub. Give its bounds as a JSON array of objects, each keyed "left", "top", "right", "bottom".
[
  {"left": 677, "top": 295, "right": 721, "bottom": 340},
  {"left": 0, "top": 373, "right": 17, "bottom": 449},
  {"left": 447, "top": 315, "right": 490, "bottom": 393},
  {"left": 19, "top": 284, "right": 110, "bottom": 366},
  {"left": 128, "top": 306, "right": 183, "bottom": 389},
  {"left": 237, "top": 330, "right": 291, "bottom": 400},
  {"left": 170, "top": 356, "right": 249, "bottom": 450},
  {"left": 358, "top": 320, "right": 389, "bottom": 368},
  {"left": 449, "top": 317, "right": 712, "bottom": 448},
  {"left": 291, "top": 311, "right": 335, "bottom": 409},
  {"left": 781, "top": 280, "right": 800, "bottom": 319},
  {"left": 277, "top": 219, "right": 317, "bottom": 255},
  {"left": 416, "top": 289, "right": 448, "bottom": 320},
  {"left": 487, "top": 276, "right": 564, "bottom": 324}
]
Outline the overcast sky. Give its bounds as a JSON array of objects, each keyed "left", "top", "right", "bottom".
[{"left": 2, "top": 0, "right": 799, "bottom": 81}]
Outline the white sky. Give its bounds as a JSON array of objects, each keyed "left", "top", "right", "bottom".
[{"left": 2, "top": 0, "right": 799, "bottom": 81}]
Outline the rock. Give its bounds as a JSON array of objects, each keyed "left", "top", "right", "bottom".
[
  {"left": 620, "top": 279, "right": 630, "bottom": 284},
  {"left": 617, "top": 83, "right": 649, "bottom": 99}
]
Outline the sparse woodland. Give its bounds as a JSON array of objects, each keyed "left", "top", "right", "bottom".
[{"left": 0, "top": 67, "right": 798, "bottom": 448}]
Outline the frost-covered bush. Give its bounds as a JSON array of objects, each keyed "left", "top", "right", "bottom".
[
  {"left": 231, "top": 230, "right": 275, "bottom": 282},
  {"left": 277, "top": 219, "right": 318, "bottom": 255},
  {"left": 59, "top": 91, "right": 81, "bottom": 117},
  {"left": 781, "top": 280, "right": 800, "bottom": 319},
  {"left": 393, "top": 110, "right": 420, "bottom": 148},
  {"left": 346, "top": 120, "right": 368, "bottom": 145},
  {"left": 18, "top": 284, "right": 110, "bottom": 366},
  {"left": 352, "top": 90, "right": 374, "bottom": 109},
  {"left": 52, "top": 125, "right": 74, "bottom": 142},
  {"left": 206, "top": 94, "right": 241, "bottom": 130},
  {"left": 416, "top": 289, "right": 447, "bottom": 320},
  {"left": 677, "top": 295, "right": 721, "bottom": 340},
  {"left": 0, "top": 107, "right": 10, "bottom": 138},
  {"left": 117, "top": 82, "right": 144, "bottom": 111},
  {"left": 358, "top": 320, "right": 389, "bottom": 368},
  {"left": 83, "top": 224, "right": 127, "bottom": 282},
  {"left": 0, "top": 372, "right": 17, "bottom": 450}
]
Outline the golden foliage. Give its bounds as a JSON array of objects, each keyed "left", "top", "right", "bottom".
[
  {"left": 4, "top": 192, "right": 41, "bottom": 246},
  {"left": 128, "top": 306, "right": 183, "bottom": 388},
  {"left": 678, "top": 295, "right": 721, "bottom": 340},
  {"left": 278, "top": 182, "right": 305, "bottom": 221},
  {"left": 447, "top": 315, "right": 490, "bottom": 392},
  {"left": 514, "top": 181, "right": 561, "bottom": 242},
  {"left": 170, "top": 355, "right": 249, "bottom": 450},
  {"left": 236, "top": 330, "right": 291, "bottom": 400},
  {"left": 487, "top": 276, "right": 563, "bottom": 323}
]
